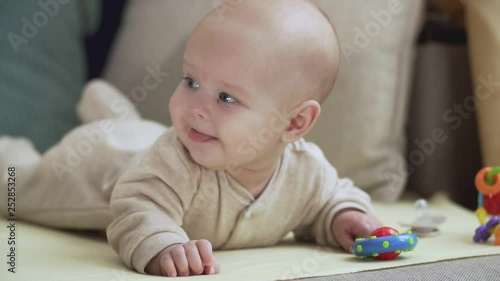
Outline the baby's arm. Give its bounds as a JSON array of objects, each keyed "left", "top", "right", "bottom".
[
  {"left": 107, "top": 168, "right": 220, "bottom": 276},
  {"left": 294, "top": 160, "right": 381, "bottom": 250},
  {"left": 321, "top": 172, "right": 382, "bottom": 250}
]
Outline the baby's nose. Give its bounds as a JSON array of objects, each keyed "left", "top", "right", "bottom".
[{"left": 189, "top": 93, "right": 211, "bottom": 119}]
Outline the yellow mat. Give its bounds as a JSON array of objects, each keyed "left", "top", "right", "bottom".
[{"left": 1, "top": 193, "right": 499, "bottom": 281}]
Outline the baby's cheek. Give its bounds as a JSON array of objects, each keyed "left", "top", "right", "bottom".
[{"left": 169, "top": 95, "right": 182, "bottom": 121}]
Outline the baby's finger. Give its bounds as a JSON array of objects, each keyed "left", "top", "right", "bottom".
[
  {"left": 184, "top": 241, "right": 204, "bottom": 275},
  {"left": 171, "top": 245, "right": 190, "bottom": 276},
  {"left": 159, "top": 253, "right": 177, "bottom": 277},
  {"left": 353, "top": 215, "right": 383, "bottom": 238},
  {"left": 196, "top": 239, "right": 214, "bottom": 263},
  {"left": 335, "top": 229, "right": 355, "bottom": 251},
  {"left": 206, "top": 259, "right": 220, "bottom": 274},
  {"left": 196, "top": 239, "right": 220, "bottom": 274},
  {"left": 351, "top": 221, "right": 374, "bottom": 238}
]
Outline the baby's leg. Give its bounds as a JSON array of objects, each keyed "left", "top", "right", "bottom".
[
  {"left": 1, "top": 80, "right": 163, "bottom": 228},
  {"left": 2, "top": 119, "right": 167, "bottom": 230},
  {"left": 0, "top": 131, "right": 110, "bottom": 229}
]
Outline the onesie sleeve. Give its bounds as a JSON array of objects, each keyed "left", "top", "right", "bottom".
[
  {"left": 292, "top": 140, "right": 374, "bottom": 247},
  {"left": 106, "top": 132, "right": 198, "bottom": 273},
  {"left": 310, "top": 163, "right": 374, "bottom": 247}
]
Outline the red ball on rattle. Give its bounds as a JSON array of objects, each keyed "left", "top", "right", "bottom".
[{"left": 370, "top": 227, "right": 401, "bottom": 260}]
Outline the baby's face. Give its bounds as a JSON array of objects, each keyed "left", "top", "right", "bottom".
[{"left": 169, "top": 20, "right": 293, "bottom": 171}]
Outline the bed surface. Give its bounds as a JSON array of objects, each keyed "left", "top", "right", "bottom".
[{"left": 1, "top": 193, "right": 499, "bottom": 281}]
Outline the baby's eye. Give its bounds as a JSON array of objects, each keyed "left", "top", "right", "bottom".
[
  {"left": 183, "top": 77, "right": 200, "bottom": 89},
  {"left": 219, "top": 92, "right": 238, "bottom": 103}
]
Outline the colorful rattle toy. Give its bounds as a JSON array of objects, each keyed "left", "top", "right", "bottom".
[
  {"left": 473, "top": 167, "right": 500, "bottom": 245},
  {"left": 351, "top": 227, "right": 418, "bottom": 260}
]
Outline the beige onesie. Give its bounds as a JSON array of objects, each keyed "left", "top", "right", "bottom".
[{"left": 107, "top": 126, "right": 374, "bottom": 273}]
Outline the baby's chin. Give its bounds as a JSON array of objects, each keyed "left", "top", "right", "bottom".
[{"left": 186, "top": 149, "right": 227, "bottom": 171}]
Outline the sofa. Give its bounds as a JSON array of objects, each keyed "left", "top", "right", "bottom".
[{"left": 1, "top": 0, "right": 499, "bottom": 280}]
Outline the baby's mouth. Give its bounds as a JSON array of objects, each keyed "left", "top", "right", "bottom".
[{"left": 188, "top": 128, "right": 217, "bottom": 143}]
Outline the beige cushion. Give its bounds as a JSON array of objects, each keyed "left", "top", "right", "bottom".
[
  {"left": 104, "top": 0, "right": 213, "bottom": 124},
  {"left": 464, "top": 0, "right": 500, "bottom": 167},
  {"left": 310, "top": 0, "right": 424, "bottom": 201},
  {"left": 104, "top": 0, "right": 424, "bottom": 202}
]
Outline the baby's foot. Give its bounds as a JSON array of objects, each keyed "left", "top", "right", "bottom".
[
  {"left": 77, "top": 79, "right": 141, "bottom": 123},
  {"left": 0, "top": 136, "right": 39, "bottom": 159},
  {"left": 0, "top": 137, "right": 41, "bottom": 179},
  {"left": 0, "top": 137, "right": 41, "bottom": 219}
]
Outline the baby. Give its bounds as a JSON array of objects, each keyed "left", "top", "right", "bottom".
[
  {"left": 110, "top": 0, "right": 382, "bottom": 277},
  {"left": 0, "top": 0, "right": 382, "bottom": 277}
]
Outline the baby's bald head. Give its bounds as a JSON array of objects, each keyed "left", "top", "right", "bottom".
[{"left": 190, "top": 0, "right": 339, "bottom": 105}]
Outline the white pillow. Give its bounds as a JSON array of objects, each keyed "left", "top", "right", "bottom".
[{"left": 104, "top": 0, "right": 424, "bottom": 202}]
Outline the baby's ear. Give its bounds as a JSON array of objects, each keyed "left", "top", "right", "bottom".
[{"left": 280, "top": 100, "right": 321, "bottom": 143}]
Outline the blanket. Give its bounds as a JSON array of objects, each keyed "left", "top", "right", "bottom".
[{"left": 1, "top": 193, "right": 499, "bottom": 281}]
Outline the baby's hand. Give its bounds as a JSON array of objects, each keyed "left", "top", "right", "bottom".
[
  {"left": 145, "top": 239, "right": 220, "bottom": 277},
  {"left": 331, "top": 208, "right": 383, "bottom": 251}
]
